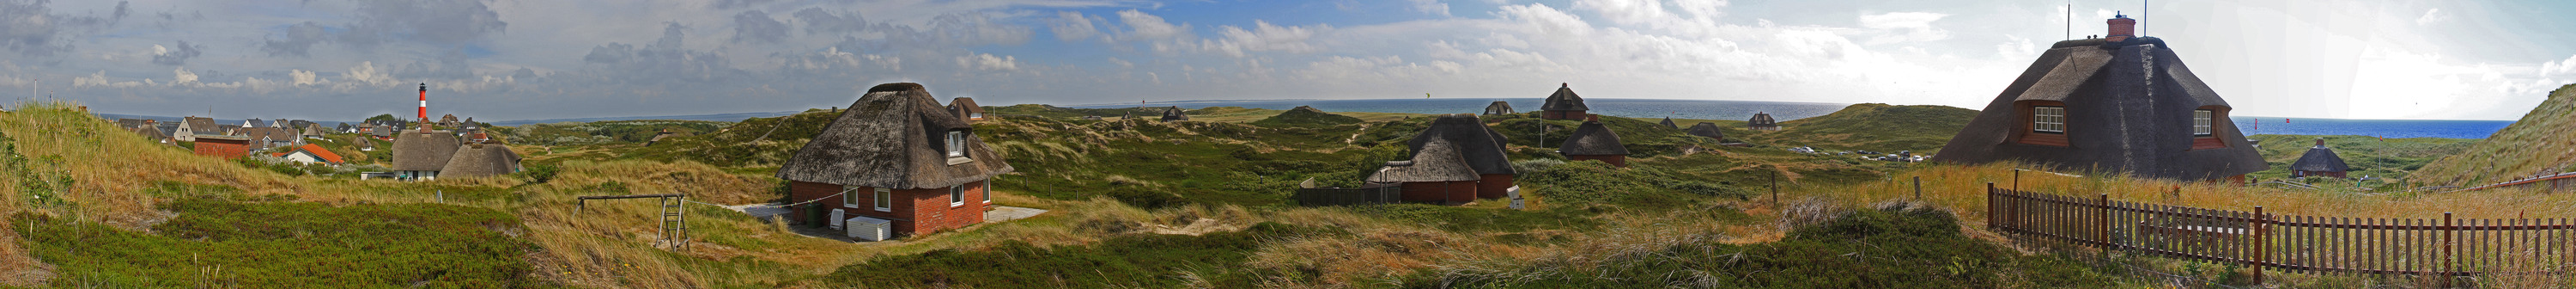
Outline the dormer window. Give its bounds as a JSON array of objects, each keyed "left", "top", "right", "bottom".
[
  {"left": 2032, "top": 107, "right": 2066, "bottom": 134},
  {"left": 2015, "top": 101, "right": 2069, "bottom": 146},
  {"left": 2191, "top": 109, "right": 2215, "bottom": 137},
  {"left": 945, "top": 130, "right": 967, "bottom": 157}
]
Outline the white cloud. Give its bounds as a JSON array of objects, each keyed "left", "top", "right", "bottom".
[
  {"left": 1858, "top": 12, "right": 1951, "bottom": 45},
  {"left": 1048, "top": 11, "right": 1104, "bottom": 41},
  {"left": 1202, "top": 21, "right": 1327, "bottom": 57},
  {"left": 1406, "top": 0, "right": 1451, "bottom": 16},
  {"left": 956, "top": 53, "right": 1019, "bottom": 71},
  {"left": 2416, "top": 8, "right": 2449, "bottom": 25},
  {"left": 1115, "top": 9, "right": 1189, "bottom": 40},
  {"left": 171, "top": 67, "right": 199, "bottom": 85}
]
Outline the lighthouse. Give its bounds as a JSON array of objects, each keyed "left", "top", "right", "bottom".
[{"left": 416, "top": 83, "right": 428, "bottom": 123}]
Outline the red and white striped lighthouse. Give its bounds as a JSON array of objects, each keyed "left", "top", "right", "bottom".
[{"left": 416, "top": 83, "right": 428, "bottom": 121}]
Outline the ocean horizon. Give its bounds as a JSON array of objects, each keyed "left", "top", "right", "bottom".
[{"left": 1074, "top": 98, "right": 2514, "bottom": 139}]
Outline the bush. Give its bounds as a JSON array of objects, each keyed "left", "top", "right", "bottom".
[{"left": 512, "top": 163, "right": 561, "bottom": 183}]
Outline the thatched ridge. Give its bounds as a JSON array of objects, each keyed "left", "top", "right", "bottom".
[
  {"left": 1539, "top": 83, "right": 1588, "bottom": 111},
  {"left": 1366, "top": 138, "right": 1479, "bottom": 183},
  {"left": 2290, "top": 138, "right": 2348, "bottom": 173},
  {"left": 1406, "top": 114, "right": 1514, "bottom": 175},
  {"left": 777, "top": 83, "right": 1015, "bottom": 189},
  {"left": 1659, "top": 117, "right": 1676, "bottom": 128},
  {"left": 440, "top": 143, "right": 522, "bottom": 178},
  {"left": 1483, "top": 101, "right": 1515, "bottom": 114},
  {"left": 1929, "top": 37, "right": 2267, "bottom": 181},
  {"left": 1160, "top": 106, "right": 1190, "bottom": 121},
  {"left": 392, "top": 125, "right": 461, "bottom": 171},
  {"left": 1557, "top": 120, "right": 1629, "bottom": 156},
  {"left": 1686, "top": 122, "right": 1725, "bottom": 140}
]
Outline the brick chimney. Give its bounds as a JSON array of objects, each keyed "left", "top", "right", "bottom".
[
  {"left": 2105, "top": 12, "right": 2136, "bottom": 42},
  {"left": 2314, "top": 138, "right": 2325, "bottom": 146}
]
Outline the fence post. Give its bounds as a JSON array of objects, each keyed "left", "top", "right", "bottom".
[
  {"left": 2096, "top": 194, "right": 2109, "bottom": 246},
  {"left": 2253, "top": 206, "right": 2265, "bottom": 286},
  {"left": 1986, "top": 182, "right": 1997, "bottom": 231},
  {"left": 2444, "top": 212, "right": 2454, "bottom": 288},
  {"left": 1913, "top": 176, "right": 1922, "bottom": 200}
]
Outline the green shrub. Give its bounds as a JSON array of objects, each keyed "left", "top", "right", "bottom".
[
  {"left": 512, "top": 163, "right": 562, "bottom": 183},
  {"left": 817, "top": 222, "right": 1330, "bottom": 287},
  {"left": 1404, "top": 204, "right": 2123, "bottom": 288},
  {"left": 12, "top": 198, "right": 543, "bottom": 288}
]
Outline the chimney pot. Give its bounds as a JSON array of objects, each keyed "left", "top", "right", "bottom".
[
  {"left": 1560, "top": 83, "right": 1568, "bottom": 88},
  {"left": 2315, "top": 138, "right": 2325, "bottom": 146},
  {"left": 2105, "top": 13, "right": 2137, "bottom": 42}
]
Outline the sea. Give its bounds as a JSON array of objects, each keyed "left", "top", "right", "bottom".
[{"left": 1070, "top": 98, "right": 2517, "bottom": 139}]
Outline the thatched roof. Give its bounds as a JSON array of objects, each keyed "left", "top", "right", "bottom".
[
  {"left": 300, "top": 124, "right": 326, "bottom": 137},
  {"left": 1160, "top": 106, "right": 1190, "bottom": 121},
  {"left": 2290, "top": 138, "right": 2348, "bottom": 173},
  {"left": 777, "top": 83, "right": 1015, "bottom": 189},
  {"left": 392, "top": 126, "right": 462, "bottom": 171},
  {"left": 439, "top": 143, "right": 521, "bottom": 178},
  {"left": 130, "top": 125, "right": 168, "bottom": 141},
  {"left": 1483, "top": 101, "right": 1515, "bottom": 114},
  {"left": 337, "top": 122, "right": 353, "bottom": 131},
  {"left": 1687, "top": 122, "right": 1725, "bottom": 140},
  {"left": 1928, "top": 37, "right": 2268, "bottom": 181},
  {"left": 948, "top": 97, "right": 986, "bottom": 116},
  {"left": 1366, "top": 138, "right": 1480, "bottom": 183},
  {"left": 1406, "top": 114, "right": 1515, "bottom": 175},
  {"left": 1747, "top": 113, "right": 1777, "bottom": 126},
  {"left": 1557, "top": 120, "right": 1629, "bottom": 156},
  {"left": 1659, "top": 117, "right": 1676, "bottom": 128},
  {"left": 1540, "top": 83, "right": 1589, "bottom": 111},
  {"left": 116, "top": 119, "right": 153, "bottom": 129}
]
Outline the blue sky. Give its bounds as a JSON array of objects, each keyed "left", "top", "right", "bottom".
[{"left": 4, "top": 0, "right": 2574, "bottom": 120}]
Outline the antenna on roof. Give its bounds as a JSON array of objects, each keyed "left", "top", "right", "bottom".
[{"left": 2065, "top": 0, "right": 2070, "bottom": 40}]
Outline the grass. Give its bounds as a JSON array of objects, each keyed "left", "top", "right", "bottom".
[
  {"left": 2415, "top": 83, "right": 2576, "bottom": 185},
  {"left": 2241, "top": 134, "right": 2477, "bottom": 182},
  {"left": 13, "top": 190, "right": 541, "bottom": 288},
  {"left": 1740, "top": 103, "right": 1979, "bottom": 153},
  {"left": 815, "top": 222, "right": 1338, "bottom": 288}
]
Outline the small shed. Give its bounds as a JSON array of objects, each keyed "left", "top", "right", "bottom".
[
  {"left": 1659, "top": 117, "right": 1677, "bottom": 128},
  {"left": 1159, "top": 106, "right": 1190, "bottom": 122},
  {"left": 1539, "top": 83, "right": 1589, "bottom": 120},
  {"left": 193, "top": 135, "right": 252, "bottom": 159},
  {"left": 1558, "top": 120, "right": 1631, "bottom": 167},
  {"left": 1687, "top": 122, "right": 1726, "bottom": 141},
  {"left": 2289, "top": 138, "right": 2349, "bottom": 178}
]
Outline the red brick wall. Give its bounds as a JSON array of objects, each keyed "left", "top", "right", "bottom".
[
  {"left": 1476, "top": 174, "right": 1513, "bottom": 200},
  {"left": 1442, "top": 181, "right": 1476, "bottom": 205},
  {"left": 791, "top": 181, "right": 988, "bottom": 237},
  {"left": 1568, "top": 155, "right": 1627, "bottom": 168},
  {"left": 193, "top": 141, "right": 248, "bottom": 159}
]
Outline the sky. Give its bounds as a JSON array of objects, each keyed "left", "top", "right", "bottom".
[{"left": 3, "top": 0, "right": 2574, "bottom": 121}]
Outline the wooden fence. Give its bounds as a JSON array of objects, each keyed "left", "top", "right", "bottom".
[{"left": 1988, "top": 185, "right": 2576, "bottom": 286}]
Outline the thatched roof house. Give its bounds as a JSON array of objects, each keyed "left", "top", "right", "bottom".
[
  {"left": 1159, "top": 106, "right": 1190, "bottom": 122},
  {"left": 1747, "top": 113, "right": 1778, "bottom": 131},
  {"left": 1659, "top": 117, "right": 1677, "bottom": 128},
  {"left": 392, "top": 124, "right": 462, "bottom": 180},
  {"left": 1929, "top": 15, "right": 2266, "bottom": 182},
  {"left": 130, "top": 124, "right": 171, "bottom": 144},
  {"left": 948, "top": 97, "right": 987, "bottom": 122},
  {"left": 1539, "top": 83, "right": 1589, "bottom": 120},
  {"left": 1557, "top": 120, "right": 1631, "bottom": 167},
  {"left": 439, "top": 142, "right": 522, "bottom": 178},
  {"left": 1401, "top": 114, "right": 1516, "bottom": 200},
  {"left": 1482, "top": 101, "right": 1515, "bottom": 115},
  {"left": 1366, "top": 138, "right": 1481, "bottom": 204},
  {"left": 778, "top": 83, "right": 1013, "bottom": 238},
  {"left": 1687, "top": 122, "right": 1726, "bottom": 141},
  {"left": 2290, "top": 138, "right": 2348, "bottom": 178}
]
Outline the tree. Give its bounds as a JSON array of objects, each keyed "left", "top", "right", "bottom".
[{"left": 363, "top": 114, "right": 400, "bottom": 123}]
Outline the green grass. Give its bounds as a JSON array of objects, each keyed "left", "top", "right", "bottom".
[
  {"left": 1742, "top": 103, "right": 1978, "bottom": 153},
  {"left": 495, "top": 120, "right": 731, "bottom": 146},
  {"left": 1400, "top": 204, "right": 2126, "bottom": 288},
  {"left": 2413, "top": 83, "right": 2576, "bottom": 185},
  {"left": 815, "top": 222, "right": 1336, "bottom": 288},
  {"left": 1343, "top": 204, "right": 1607, "bottom": 232},
  {"left": 2242, "top": 134, "right": 2477, "bottom": 182},
  {"left": 13, "top": 188, "right": 544, "bottom": 288},
  {"left": 1249, "top": 107, "right": 1364, "bottom": 127}
]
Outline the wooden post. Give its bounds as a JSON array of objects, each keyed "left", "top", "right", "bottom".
[
  {"left": 1913, "top": 176, "right": 1922, "bottom": 200},
  {"left": 2014, "top": 169, "right": 2021, "bottom": 192},
  {"left": 1770, "top": 166, "right": 1780, "bottom": 207},
  {"left": 2097, "top": 194, "right": 2109, "bottom": 246},
  {"left": 1986, "top": 182, "right": 1996, "bottom": 231},
  {"left": 2253, "top": 206, "right": 2265, "bottom": 286},
  {"left": 2444, "top": 212, "right": 2454, "bottom": 288}
]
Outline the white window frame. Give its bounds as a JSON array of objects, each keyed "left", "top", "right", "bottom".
[
  {"left": 872, "top": 188, "right": 893, "bottom": 212},
  {"left": 2192, "top": 109, "right": 2215, "bottom": 137},
  {"left": 981, "top": 180, "right": 992, "bottom": 204},
  {"left": 945, "top": 131, "right": 967, "bottom": 157},
  {"left": 842, "top": 186, "right": 862, "bottom": 208},
  {"left": 2032, "top": 106, "right": 2066, "bottom": 133},
  {"left": 950, "top": 186, "right": 966, "bottom": 207}
]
